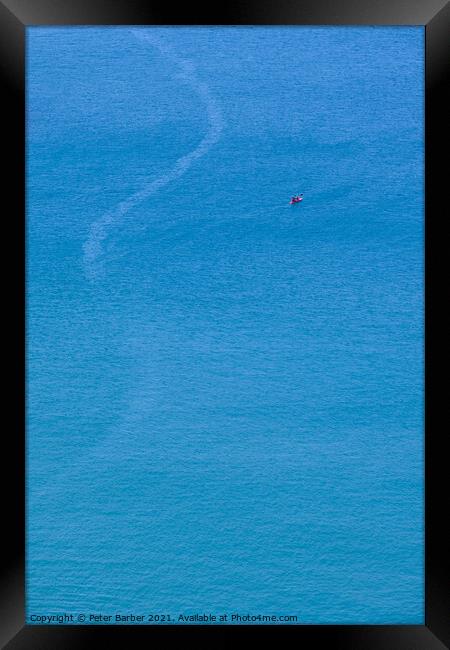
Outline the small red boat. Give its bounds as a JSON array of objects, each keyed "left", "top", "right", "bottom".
[{"left": 289, "top": 195, "right": 303, "bottom": 205}]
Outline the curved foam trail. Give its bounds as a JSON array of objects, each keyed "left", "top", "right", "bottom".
[{"left": 83, "top": 29, "right": 223, "bottom": 279}]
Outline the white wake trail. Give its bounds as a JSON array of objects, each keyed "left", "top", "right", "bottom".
[{"left": 83, "top": 29, "right": 223, "bottom": 279}]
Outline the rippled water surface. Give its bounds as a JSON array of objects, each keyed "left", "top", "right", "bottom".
[{"left": 27, "top": 26, "right": 424, "bottom": 623}]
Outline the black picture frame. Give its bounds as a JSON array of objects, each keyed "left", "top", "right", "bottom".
[{"left": 2, "top": 1, "right": 448, "bottom": 647}]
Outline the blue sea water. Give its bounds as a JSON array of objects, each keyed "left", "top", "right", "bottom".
[{"left": 26, "top": 26, "right": 424, "bottom": 624}]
